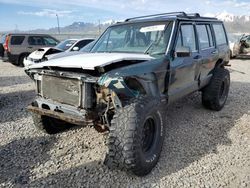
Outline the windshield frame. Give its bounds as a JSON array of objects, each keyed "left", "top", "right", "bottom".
[{"left": 90, "top": 21, "right": 174, "bottom": 56}]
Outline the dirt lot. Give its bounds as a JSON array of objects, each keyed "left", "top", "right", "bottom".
[{"left": 0, "top": 59, "right": 249, "bottom": 187}]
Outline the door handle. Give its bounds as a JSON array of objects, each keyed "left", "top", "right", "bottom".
[{"left": 27, "top": 46, "right": 33, "bottom": 49}]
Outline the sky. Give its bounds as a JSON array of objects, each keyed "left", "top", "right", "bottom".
[{"left": 0, "top": 0, "right": 250, "bottom": 31}]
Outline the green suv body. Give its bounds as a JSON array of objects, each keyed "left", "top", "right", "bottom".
[{"left": 26, "top": 12, "right": 230, "bottom": 176}]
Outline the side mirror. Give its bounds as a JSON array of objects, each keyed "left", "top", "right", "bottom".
[
  {"left": 72, "top": 46, "right": 79, "bottom": 51},
  {"left": 175, "top": 46, "right": 191, "bottom": 57}
]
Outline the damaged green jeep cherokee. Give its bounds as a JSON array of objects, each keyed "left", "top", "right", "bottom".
[{"left": 26, "top": 12, "right": 230, "bottom": 176}]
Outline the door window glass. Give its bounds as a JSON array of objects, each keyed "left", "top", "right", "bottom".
[
  {"left": 72, "top": 39, "right": 94, "bottom": 50},
  {"left": 176, "top": 24, "right": 197, "bottom": 52},
  {"left": 196, "top": 25, "right": 210, "bottom": 49},
  {"left": 43, "top": 37, "right": 58, "bottom": 45},
  {"left": 10, "top": 36, "right": 25, "bottom": 45},
  {"left": 28, "top": 36, "right": 44, "bottom": 45},
  {"left": 206, "top": 25, "right": 214, "bottom": 47}
]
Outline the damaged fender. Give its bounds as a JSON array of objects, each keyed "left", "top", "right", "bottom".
[{"left": 97, "top": 57, "right": 169, "bottom": 99}]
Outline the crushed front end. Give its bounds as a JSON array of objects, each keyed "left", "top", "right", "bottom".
[{"left": 26, "top": 68, "right": 121, "bottom": 131}]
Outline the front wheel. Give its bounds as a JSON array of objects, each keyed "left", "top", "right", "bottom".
[
  {"left": 202, "top": 68, "right": 230, "bottom": 111},
  {"left": 104, "top": 96, "right": 165, "bottom": 176}
]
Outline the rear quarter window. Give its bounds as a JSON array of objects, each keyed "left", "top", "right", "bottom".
[
  {"left": 10, "top": 36, "right": 25, "bottom": 45},
  {"left": 213, "top": 24, "right": 227, "bottom": 45}
]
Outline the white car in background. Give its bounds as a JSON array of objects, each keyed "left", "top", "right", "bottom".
[{"left": 23, "top": 38, "right": 94, "bottom": 68}]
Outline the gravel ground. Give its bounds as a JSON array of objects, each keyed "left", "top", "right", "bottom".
[{"left": 0, "top": 59, "right": 249, "bottom": 188}]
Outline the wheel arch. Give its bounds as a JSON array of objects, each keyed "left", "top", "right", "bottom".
[{"left": 98, "top": 72, "right": 161, "bottom": 101}]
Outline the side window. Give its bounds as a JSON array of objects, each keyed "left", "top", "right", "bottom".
[
  {"left": 10, "top": 36, "right": 25, "bottom": 45},
  {"left": 206, "top": 25, "right": 214, "bottom": 47},
  {"left": 176, "top": 24, "right": 196, "bottom": 52},
  {"left": 43, "top": 37, "right": 58, "bottom": 46},
  {"left": 213, "top": 24, "right": 227, "bottom": 45},
  {"left": 73, "top": 40, "right": 93, "bottom": 50},
  {"left": 196, "top": 25, "right": 210, "bottom": 49},
  {"left": 28, "top": 36, "right": 44, "bottom": 45}
]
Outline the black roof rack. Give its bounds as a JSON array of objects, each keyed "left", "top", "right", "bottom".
[{"left": 125, "top": 12, "right": 217, "bottom": 22}]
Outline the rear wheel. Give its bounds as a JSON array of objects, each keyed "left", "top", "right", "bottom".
[
  {"left": 105, "top": 96, "right": 165, "bottom": 176},
  {"left": 202, "top": 67, "right": 230, "bottom": 111},
  {"left": 32, "top": 114, "right": 72, "bottom": 134}
]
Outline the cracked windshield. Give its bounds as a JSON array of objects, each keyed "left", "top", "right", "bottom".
[{"left": 92, "top": 22, "right": 173, "bottom": 55}]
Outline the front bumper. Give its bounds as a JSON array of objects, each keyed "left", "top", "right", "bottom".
[
  {"left": 27, "top": 98, "right": 93, "bottom": 126},
  {"left": 27, "top": 105, "right": 88, "bottom": 126},
  {"left": 23, "top": 58, "right": 35, "bottom": 69},
  {"left": 24, "top": 58, "right": 42, "bottom": 69}
]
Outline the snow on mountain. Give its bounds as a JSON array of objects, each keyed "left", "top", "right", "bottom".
[
  {"left": 216, "top": 12, "right": 235, "bottom": 22},
  {"left": 102, "top": 20, "right": 116, "bottom": 25},
  {"left": 204, "top": 12, "right": 250, "bottom": 23}
]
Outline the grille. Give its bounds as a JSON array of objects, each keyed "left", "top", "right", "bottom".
[{"left": 41, "top": 75, "right": 81, "bottom": 107}]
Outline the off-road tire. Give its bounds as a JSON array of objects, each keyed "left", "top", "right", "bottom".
[
  {"left": 104, "top": 96, "right": 165, "bottom": 176},
  {"left": 32, "top": 113, "right": 71, "bottom": 134},
  {"left": 202, "top": 67, "right": 230, "bottom": 111}
]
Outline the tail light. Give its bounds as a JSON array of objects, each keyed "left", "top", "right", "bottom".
[{"left": 4, "top": 35, "right": 10, "bottom": 52}]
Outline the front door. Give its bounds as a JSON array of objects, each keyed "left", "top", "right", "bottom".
[{"left": 168, "top": 23, "right": 201, "bottom": 102}]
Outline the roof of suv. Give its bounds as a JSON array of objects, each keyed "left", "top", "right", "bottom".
[
  {"left": 121, "top": 12, "right": 221, "bottom": 23},
  {"left": 7, "top": 33, "right": 56, "bottom": 36}
]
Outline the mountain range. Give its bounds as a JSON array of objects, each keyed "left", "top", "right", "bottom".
[
  {"left": 2, "top": 12, "right": 250, "bottom": 35},
  {"left": 205, "top": 12, "right": 250, "bottom": 33}
]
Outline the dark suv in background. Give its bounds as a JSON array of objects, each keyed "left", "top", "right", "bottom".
[{"left": 3, "top": 33, "right": 59, "bottom": 66}]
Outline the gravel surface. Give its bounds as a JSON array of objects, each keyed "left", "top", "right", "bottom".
[{"left": 0, "top": 59, "right": 249, "bottom": 188}]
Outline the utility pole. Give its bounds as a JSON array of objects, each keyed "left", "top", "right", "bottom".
[
  {"left": 15, "top": 24, "right": 18, "bottom": 32},
  {"left": 56, "top": 14, "right": 60, "bottom": 34},
  {"left": 98, "top": 19, "right": 101, "bottom": 35}
]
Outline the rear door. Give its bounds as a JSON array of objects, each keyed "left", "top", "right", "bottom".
[
  {"left": 168, "top": 22, "right": 201, "bottom": 102},
  {"left": 195, "top": 23, "right": 218, "bottom": 87},
  {"left": 27, "top": 36, "right": 46, "bottom": 52}
]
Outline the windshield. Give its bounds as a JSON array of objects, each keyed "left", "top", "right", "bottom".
[
  {"left": 91, "top": 21, "right": 173, "bottom": 56},
  {"left": 55, "top": 39, "right": 77, "bottom": 51}
]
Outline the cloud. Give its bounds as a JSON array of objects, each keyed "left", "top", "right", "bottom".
[{"left": 17, "top": 9, "right": 73, "bottom": 18}]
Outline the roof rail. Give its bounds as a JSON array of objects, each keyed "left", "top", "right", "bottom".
[
  {"left": 125, "top": 12, "right": 187, "bottom": 22},
  {"left": 186, "top": 13, "right": 200, "bottom": 17}
]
